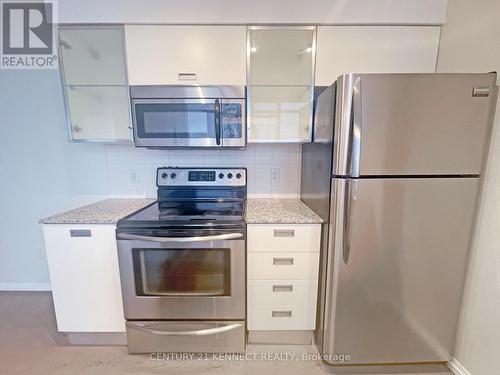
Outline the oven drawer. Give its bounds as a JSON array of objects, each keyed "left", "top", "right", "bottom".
[
  {"left": 248, "top": 252, "right": 319, "bottom": 280},
  {"left": 248, "top": 305, "right": 316, "bottom": 330},
  {"left": 126, "top": 320, "right": 245, "bottom": 353},
  {"left": 247, "top": 224, "right": 321, "bottom": 253}
]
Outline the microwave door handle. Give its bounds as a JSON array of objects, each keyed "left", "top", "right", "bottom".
[
  {"left": 215, "top": 98, "right": 221, "bottom": 146},
  {"left": 117, "top": 232, "right": 243, "bottom": 242}
]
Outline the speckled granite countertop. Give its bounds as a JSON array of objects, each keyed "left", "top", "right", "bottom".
[
  {"left": 39, "top": 198, "right": 155, "bottom": 224},
  {"left": 39, "top": 198, "right": 322, "bottom": 225},
  {"left": 245, "top": 198, "right": 322, "bottom": 224}
]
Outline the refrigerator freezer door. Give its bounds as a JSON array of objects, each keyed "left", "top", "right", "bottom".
[
  {"left": 332, "top": 73, "right": 497, "bottom": 176},
  {"left": 322, "top": 177, "right": 480, "bottom": 365},
  {"left": 313, "top": 84, "right": 336, "bottom": 144}
]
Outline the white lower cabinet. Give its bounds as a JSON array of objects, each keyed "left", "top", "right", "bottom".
[
  {"left": 42, "top": 224, "right": 125, "bottom": 332},
  {"left": 247, "top": 224, "right": 321, "bottom": 332},
  {"left": 248, "top": 280, "right": 318, "bottom": 306},
  {"left": 249, "top": 305, "right": 317, "bottom": 331},
  {"left": 248, "top": 252, "right": 319, "bottom": 280}
]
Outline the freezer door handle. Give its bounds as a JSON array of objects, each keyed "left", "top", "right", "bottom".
[
  {"left": 343, "top": 179, "right": 359, "bottom": 265},
  {"left": 335, "top": 75, "right": 362, "bottom": 177},
  {"left": 348, "top": 77, "right": 362, "bottom": 177}
]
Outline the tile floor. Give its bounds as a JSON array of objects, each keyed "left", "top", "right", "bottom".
[{"left": 0, "top": 292, "right": 451, "bottom": 375}]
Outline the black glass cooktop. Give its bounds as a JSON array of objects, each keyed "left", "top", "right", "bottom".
[{"left": 117, "top": 200, "right": 245, "bottom": 228}]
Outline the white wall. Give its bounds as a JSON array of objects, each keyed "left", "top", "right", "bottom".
[
  {"left": 58, "top": 0, "right": 447, "bottom": 25},
  {"left": 437, "top": 1, "right": 500, "bottom": 374},
  {"left": 0, "top": 70, "right": 109, "bottom": 288}
]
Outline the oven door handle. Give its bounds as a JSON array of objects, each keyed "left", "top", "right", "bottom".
[
  {"left": 126, "top": 322, "right": 242, "bottom": 336},
  {"left": 117, "top": 232, "right": 243, "bottom": 242}
]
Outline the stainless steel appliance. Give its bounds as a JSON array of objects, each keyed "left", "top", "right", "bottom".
[
  {"left": 301, "top": 73, "right": 498, "bottom": 366},
  {"left": 130, "top": 85, "right": 246, "bottom": 148},
  {"left": 117, "top": 167, "right": 247, "bottom": 353}
]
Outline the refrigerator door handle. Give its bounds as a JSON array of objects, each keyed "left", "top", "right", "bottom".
[
  {"left": 343, "top": 179, "right": 359, "bottom": 264},
  {"left": 348, "top": 77, "right": 362, "bottom": 177}
]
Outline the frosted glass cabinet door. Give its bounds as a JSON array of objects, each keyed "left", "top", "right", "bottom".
[
  {"left": 248, "top": 27, "right": 315, "bottom": 86},
  {"left": 59, "top": 27, "right": 127, "bottom": 85},
  {"left": 66, "top": 86, "right": 131, "bottom": 141},
  {"left": 248, "top": 86, "right": 312, "bottom": 142},
  {"left": 247, "top": 27, "right": 315, "bottom": 142}
]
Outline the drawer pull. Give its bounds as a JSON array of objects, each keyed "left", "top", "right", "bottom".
[
  {"left": 70, "top": 229, "right": 91, "bottom": 237},
  {"left": 273, "top": 257, "right": 294, "bottom": 265},
  {"left": 273, "top": 229, "right": 295, "bottom": 237},
  {"left": 178, "top": 72, "right": 197, "bottom": 81},
  {"left": 272, "top": 310, "right": 292, "bottom": 318},
  {"left": 273, "top": 285, "right": 293, "bottom": 292}
]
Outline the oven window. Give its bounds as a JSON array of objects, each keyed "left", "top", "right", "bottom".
[
  {"left": 132, "top": 249, "right": 230, "bottom": 296},
  {"left": 135, "top": 103, "right": 216, "bottom": 138}
]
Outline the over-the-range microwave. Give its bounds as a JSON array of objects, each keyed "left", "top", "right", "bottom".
[{"left": 130, "top": 85, "right": 246, "bottom": 148}]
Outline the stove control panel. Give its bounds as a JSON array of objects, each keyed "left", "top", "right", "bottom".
[{"left": 157, "top": 167, "right": 246, "bottom": 186}]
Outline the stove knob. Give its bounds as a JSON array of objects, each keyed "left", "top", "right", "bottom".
[
  {"left": 236, "top": 173, "right": 242, "bottom": 179},
  {"left": 227, "top": 173, "right": 233, "bottom": 179},
  {"left": 218, "top": 173, "right": 224, "bottom": 179},
  {"left": 161, "top": 173, "right": 168, "bottom": 179},
  {"left": 170, "top": 173, "right": 177, "bottom": 179}
]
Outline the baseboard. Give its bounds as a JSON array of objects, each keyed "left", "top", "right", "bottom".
[
  {"left": 449, "top": 358, "right": 471, "bottom": 375},
  {"left": 66, "top": 332, "right": 127, "bottom": 346},
  {"left": 0, "top": 283, "right": 52, "bottom": 291}
]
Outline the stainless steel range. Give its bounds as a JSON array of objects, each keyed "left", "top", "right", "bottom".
[{"left": 116, "top": 167, "right": 247, "bottom": 353}]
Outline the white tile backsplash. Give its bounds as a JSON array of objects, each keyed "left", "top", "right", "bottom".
[{"left": 104, "top": 144, "right": 302, "bottom": 198}]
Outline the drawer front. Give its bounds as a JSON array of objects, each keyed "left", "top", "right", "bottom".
[
  {"left": 43, "top": 224, "right": 125, "bottom": 332},
  {"left": 247, "top": 224, "right": 321, "bottom": 253},
  {"left": 248, "top": 252, "right": 319, "bottom": 280},
  {"left": 248, "top": 305, "right": 316, "bottom": 330},
  {"left": 126, "top": 320, "right": 245, "bottom": 353},
  {"left": 248, "top": 279, "right": 318, "bottom": 305}
]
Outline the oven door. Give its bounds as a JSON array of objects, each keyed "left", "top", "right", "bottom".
[
  {"left": 132, "top": 98, "right": 221, "bottom": 147},
  {"left": 117, "top": 231, "right": 245, "bottom": 320}
]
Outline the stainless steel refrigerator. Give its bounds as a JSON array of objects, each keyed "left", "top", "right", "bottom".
[{"left": 301, "top": 73, "right": 498, "bottom": 366}]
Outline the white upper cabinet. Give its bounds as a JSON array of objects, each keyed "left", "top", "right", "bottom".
[
  {"left": 125, "top": 25, "right": 246, "bottom": 85},
  {"left": 247, "top": 27, "right": 315, "bottom": 143},
  {"left": 59, "top": 26, "right": 132, "bottom": 143},
  {"left": 315, "top": 26, "right": 440, "bottom": 86}
]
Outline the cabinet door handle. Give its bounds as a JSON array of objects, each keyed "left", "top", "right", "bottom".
[
  {"left": 70, "top": 229, "right": 91, "bottom": 237},
  {"left": 273, "top": 285, "right": 293, "bottom": 292},
  {"left": 273, "top": 229, "right": 295, "bottom": 237},
  {"left": 273, "top": 257, "right": 294, "bottom": 265},
  {"left": 272, "top": 310, "right": 292, "bottom": 318},
  {"left": 178, "top": 72, "right": 197, "bottom": 81}
]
